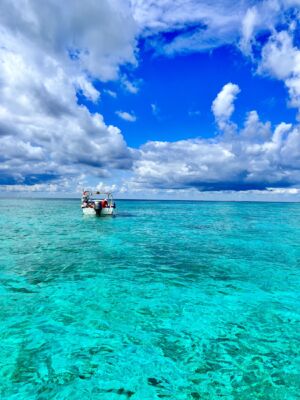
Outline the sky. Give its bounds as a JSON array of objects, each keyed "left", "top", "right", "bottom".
[{"left": 1, "top": 0, "right": 300, "bottom": 200}]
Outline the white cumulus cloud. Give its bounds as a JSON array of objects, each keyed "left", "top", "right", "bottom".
[
  {"left": 126, "top": 87, "right": 300, "bottom": 193},
  {"left": 116, "top": 111, "right": 137, "bottom": 122},
  {"left": 259, "top": 29, "right": 300, "bottom": 114},
  {"left": 212, "top": 83, "right": 241, "bottom": 130},
  {"left": 129, "top": 118, "right": 300, "bottom": 192},
  {"left": 0, "top": 0, "right": 137, "bottom": 186},
  {"left": 131, "top": 0, "right": 298, "bottom": 56},
  {"left": 2, "top": 0, "right": 300, "bottom": 197}
]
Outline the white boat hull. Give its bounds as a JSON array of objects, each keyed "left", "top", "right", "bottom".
[{"left": 82, "top": 206, "right": 115, "bottom": 216}]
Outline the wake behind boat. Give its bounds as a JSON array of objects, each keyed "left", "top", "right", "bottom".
[{"left": 81, "top": 190, "right": 116, "bottom": 216}]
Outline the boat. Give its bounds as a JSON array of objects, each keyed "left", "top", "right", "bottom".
[{"left": 81, "top": 190, "right": 116, "bottom": 216}]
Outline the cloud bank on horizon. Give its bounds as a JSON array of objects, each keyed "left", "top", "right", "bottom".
[{"left": 1, "top": 0, "right": 300, "bottom": 198}]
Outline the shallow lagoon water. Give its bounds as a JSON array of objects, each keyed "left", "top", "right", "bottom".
[{"left": 0, "top": 199, "right": 300, "bottom": 399}]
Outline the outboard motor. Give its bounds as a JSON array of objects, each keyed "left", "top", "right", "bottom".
[{"left": 94, "top": 201, "right": 102, "bottom": 216}]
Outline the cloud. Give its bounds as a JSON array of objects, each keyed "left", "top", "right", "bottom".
[
  {"left": 268, "top": 187, "right": 300, "bottom": 195},
  {"left": 95, "top": 182, "right": 117, "bottom": 193},
  {"left": 260, "top": 30, "right": 297, "bottom": 80},
  {"left": 212, "top": 83, "right": 240, "bottom": 129},
  {"left": 1, "top": 0, "right": 300, "bottom": 197},
  {"left": 240, "top": 6, "right": 259, "bottom": 54},
  {"left": 131, "top": 0, "right": 248, "bottom": 53},
  {"left": 116, "top": 111, "right": 137, "bottom": 122},
  {"left": 0, "top": 183, "right": 60, "bottom": 192},
  {"left": 75, "top": 77, "right": 101, "bottom": 102},
  {"left": 122, "top": 78, "right": 141, "bottom": 94},
  {"left": 151, "top": 103, "right": 160, "bottom": 117},
  {"left": 130, "top": 122, "right": 300, "bottom": 192},
  {"left": 104, "top": 89, "right": 117, "bottom": 98},
  {"left": 131, "top": 0, "right": 298, "bottom": 56},
  {"left": 0, "top": 0, "right": 137, "bottom": 186},
  {"left": 238, "top": 5, "right": 300, "bottom": 121},
  {"left": 126, "top": 87, "right": 300, "bottom": 192},
  {"left": 1, "top": 0, "right": 138, "bottom": 81},
  {"left": 188, "top": 110, "right": 201, "bottom": 117},
  {"left": 238, "top": 1, "right": 287, "bottom": 54},
  {"left": 259, "top": 29, "right": 300, "bottom": 114}
]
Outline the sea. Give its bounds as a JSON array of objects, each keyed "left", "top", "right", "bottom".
[{"left": 0, "top": 198, "right": 300, "bottom": 399}]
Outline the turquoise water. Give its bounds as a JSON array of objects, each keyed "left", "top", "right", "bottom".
[{"left": 1, "top": 199, "right": 300, "bottom": 399}]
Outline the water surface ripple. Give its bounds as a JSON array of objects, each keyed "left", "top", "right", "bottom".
[{"left": 1, "top": 199, "right": 300, "bottom": 399}]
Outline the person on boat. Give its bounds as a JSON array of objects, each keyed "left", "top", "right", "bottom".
[{"left": 102, "top": 198, "right": 108, "bottom": 208}]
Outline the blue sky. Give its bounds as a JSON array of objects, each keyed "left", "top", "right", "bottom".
[
  {"left": 1, "top": 0, "right": 300, "bottom": 200},
  {"left": 91, "top": 45, "right": 297, "bottom": 147}
]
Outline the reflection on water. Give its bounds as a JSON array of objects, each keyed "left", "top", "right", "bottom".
[{"left": 0, "top": 199, "right": 300, "bottom": 399}]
